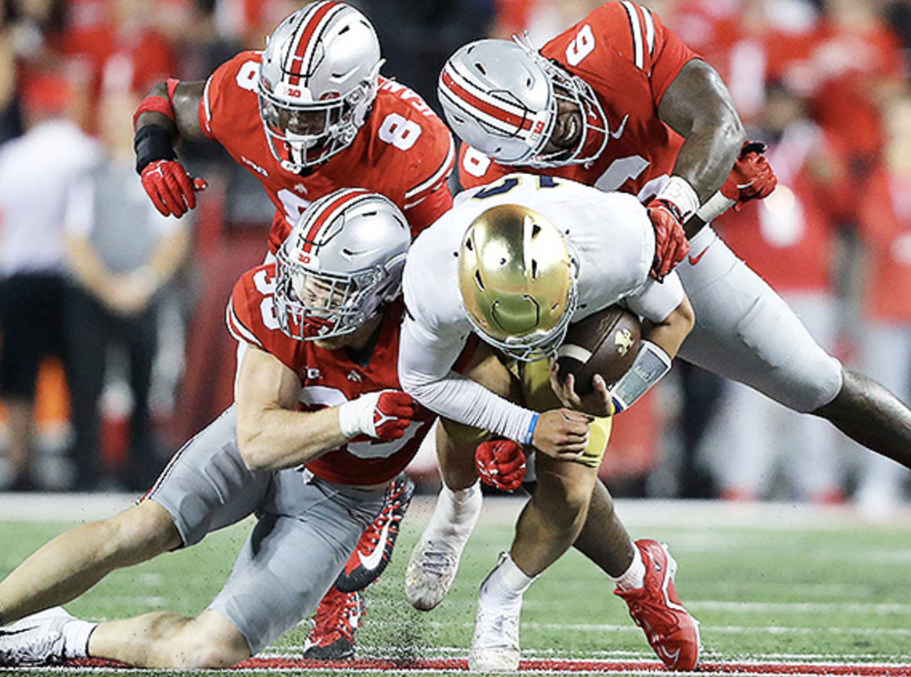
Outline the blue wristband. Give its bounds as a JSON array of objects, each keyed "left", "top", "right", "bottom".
[{"left": 523, "top": 413, "right": 539, "bottom": 446}]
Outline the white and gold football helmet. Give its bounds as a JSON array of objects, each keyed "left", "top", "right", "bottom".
[{"left": 458, "top": 204, "right": 578, "bottom": 361}]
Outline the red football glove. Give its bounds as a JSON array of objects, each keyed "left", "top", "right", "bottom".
[
  {"left": 720, "top": 141, "right": 778, "bottom": 210},
  {"left": 140, "top": 159, "right": 208, "bottom": 218},
  {"left": 475, "top": 439, "right": 526, "bottom": 491},
  {"left": 646, "top": 199, "right": 690, "bottom": 281},
  {"left": 370, "top": 391, "right": 415, "bottom": 441}
]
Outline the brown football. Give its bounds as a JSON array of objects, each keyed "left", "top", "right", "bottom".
[{"left": 556, "top": 305, "right": 641, "bottom": 396}]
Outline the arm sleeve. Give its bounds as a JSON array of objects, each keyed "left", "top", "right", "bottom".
[{"left": 397, "top": 315, "right": 537, "bottom": 443}]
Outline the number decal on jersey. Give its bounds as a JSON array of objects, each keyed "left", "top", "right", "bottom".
[
  {"left": 566, "top": 24, "right": 596, "bottom": 67},
  {"left": 473, "top": 175, "right": 560, "bottom": 200},
  {"left": 378, "top": 113, "right": 422, "bottom": 151},
  {"left": 252, "top": 269, "right": 280, "bottom": 330},
  {"left": 299, "top": 386, "right": 422, "bottom": 459},
  {"left": 277, "top": 188, "right": 312, "bottom": 224},
  {"left": 463, "top": 147, "right": 492, "bottom": 178},
  {"left": 594, "top": 155, "right": 651, "bottom": 192},
  {"left": 235, "top": 61, "right": 260, "bottom": 92}
]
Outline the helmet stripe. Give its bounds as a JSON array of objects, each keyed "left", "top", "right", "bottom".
[
  {"left": 440, "top": 67, "right": 534, "bottom": 136},
  {"left": 285, "top": 1, "right": 344, "bottom": 87},
  {"left": 300, "top": 188, "right": 371, "bottom": 254}
]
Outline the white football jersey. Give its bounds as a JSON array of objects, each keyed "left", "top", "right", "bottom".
[{"left": 398, "top": 173, "right": 686, "bottom": 443}]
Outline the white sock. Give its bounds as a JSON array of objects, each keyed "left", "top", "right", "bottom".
[
  {"left": 424, "top": 480, "right": 482, "bottom": 543},
  {"left": 611, "top": 545, "right": 645, "bottom": 591},
  {"left": 61, "top": 619, "right": 98, "bottom": 659},
  {"left": 479, "top": 553, "right": 537, "bottom": 607}
]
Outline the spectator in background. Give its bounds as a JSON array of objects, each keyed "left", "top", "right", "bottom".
[
  {"left": 0, "top": 72, "right": 99, "bottom": 491},
  {"left": 360, "top": 0, "right": 496, "bottom": 112},
  {"left": 60, "top": 0, "right": 178, "bottom": 132},
  {"left": 852, "top": 94, "right": 911, "bottom": 516},
  {"left": 708, "top": 82, "right": 845, "bottom": 503},
  {"left": 64, "top": 88, "right": 191, "bottom": 491}
]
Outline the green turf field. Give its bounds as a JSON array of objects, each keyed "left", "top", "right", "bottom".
[{"left": 1, "top": 496, "right": 910, "bottom": 675}]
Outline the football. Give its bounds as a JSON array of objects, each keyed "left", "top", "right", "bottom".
[{"left": 556, "top": 305, "right": 641, "bottom": 396}]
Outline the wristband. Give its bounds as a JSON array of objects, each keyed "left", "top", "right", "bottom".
[
  {"left": 523, "top": 413, "right": 539, "bottom": 446},
  {"left": 132, "top": 95, "right": 175, "bottom": 130},
  {"left": 695, "top": 191, "right": 737, "bottom": 224},
  {"left": 609, "top": 340, "right": 672, "bottom": 412},
  {"left": 134, "top": 124, "right": 176, "bottom": 174},
  {"left": 655, "top": 176, "right": 700, "bottom": 221}
]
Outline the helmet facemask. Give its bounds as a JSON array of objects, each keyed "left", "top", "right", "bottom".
[
  {"left": 274, "top": 255, "right": 388, "bottom": 341},
  {"left": 464, "top": 279, "right": 579, "bottom": 362},
  {"left": 509, "top": 35, "right": 609, "bottom": 168},
  {"left": 259, "top": 60, "right": 381, "bottom": 173}
]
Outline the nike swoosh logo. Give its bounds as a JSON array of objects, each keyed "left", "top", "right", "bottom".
[
  {"left": 656, "top": 644, "right": 681, "bottom": 665},
  {"left": 688, "top": 243, "right": 712, "bottom": 266},
  {"left": 357, "top": 520, "right": 391, "bottom": 572},
  {"left": 609, "top": 114, "right": 629, "bottom": 140}
]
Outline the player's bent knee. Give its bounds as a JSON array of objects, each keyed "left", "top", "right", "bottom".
[
  {"left": 103, "top": 501, "right": 182, "bottom": 563},
  {"left": 168, "top": 612, "right": 251, "bottom": 669}
]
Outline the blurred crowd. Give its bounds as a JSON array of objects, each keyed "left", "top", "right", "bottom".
[{"left": 0, "top": 0, "right": 909, "bottom": 512}]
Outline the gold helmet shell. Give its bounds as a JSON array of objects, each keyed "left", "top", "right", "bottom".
[{"left": 458, "top": 204, "right": 578, "bottom": 361}]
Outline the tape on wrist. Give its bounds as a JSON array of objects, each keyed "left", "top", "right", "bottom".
[
  {"left": 695, "top": 191, "right": 737, "bottom": 223},
  {"left": 523, "top": 413, "right": 539, "bottom": 446},
  {"left": 656, "top": 176, "right": 700, "bottom": 221}
]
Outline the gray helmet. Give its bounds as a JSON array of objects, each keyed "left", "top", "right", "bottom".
[
  {"left": 274, "top": 188, "right": 410, "bottom": 340},
  {"left": 258, "top": 1, "right": 383, "bottom": 172},
  {"left": 438, "top": 36, "right": 608, "bottom": 168}
]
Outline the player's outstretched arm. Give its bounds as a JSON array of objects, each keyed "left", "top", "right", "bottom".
[
  {"left": 236, "top": 345, "right": 415, "bottom": 471},
  {"left": 133, "top": 80, "right": 209, "bottom": 218},
  {"left": 658, "top": 59, "right": 746, "bottom": 204}
]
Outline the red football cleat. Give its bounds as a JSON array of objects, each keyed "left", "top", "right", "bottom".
[
  {"left": 303, "top": 587, "right": 365, "bottom": 660},
  {"left": 614, "top": 539, "right": 701, "bottom": 671},
  {"left": 335, "top": 473, "right": 415, "bottom": 593}
]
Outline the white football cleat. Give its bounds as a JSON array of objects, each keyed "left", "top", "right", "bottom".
[
  {"left": 404, "top": 483, "right": 482, "bottom": 611},
  {"left": 467, "top": 597, "right": 522, "bottom": 672},
  {"left": 0, "top": 607, "right": 76, "bottom": 666},
  {"left": 404, "top": 535, "right": 465, "bottom": 611}
]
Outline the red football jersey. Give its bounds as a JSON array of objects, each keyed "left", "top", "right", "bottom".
[
  {"left": 459, "top": 1, "right": 698, "bottom": 201},
  {"left": 200, "top": 51, "right": 456, "bottom": 253},
  {"left": 226, "top": 263, "right": 435, "bottom": 485}
]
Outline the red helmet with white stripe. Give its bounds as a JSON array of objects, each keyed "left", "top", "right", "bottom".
[
  {"left": 258, "top": 1, "right": 382, "bottom": 172},
  {"left": 438, "top": 37, "right": 608, "bottom": 168},
  {"left": 275, "top": 189, "right": 410, "bottom": 340}
]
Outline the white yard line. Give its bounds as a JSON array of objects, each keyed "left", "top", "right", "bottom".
[{"left": 4, "top": 495, "right": 911, "bottom": 528}]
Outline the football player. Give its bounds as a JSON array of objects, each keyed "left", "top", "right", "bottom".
[
  {"left": 398, "top": 173, "right": 699, "bottom": 671},
  {"left": 132, "top": 0, "right": 455, "bottom": 657},
  {"left": 0, "top": 190, "right": 436, "bottom": 669},
  {"left": 406, "top": 0, "right": 911, "bottom": 642}
]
